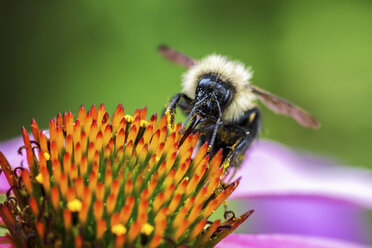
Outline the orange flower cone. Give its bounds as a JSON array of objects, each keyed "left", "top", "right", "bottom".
[{"left": 0, "top": 104, "right": 252, "bottom": 247}]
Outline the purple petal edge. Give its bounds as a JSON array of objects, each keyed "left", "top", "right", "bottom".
[
  {"left": 216, "top": 234, "right": 372, "bottom": 248},
  {"left": 231, "top": 140, "right": 372, "bottom": 209},
  {"left": 0, "top": 136, "right": 26, "bottom": 192}
]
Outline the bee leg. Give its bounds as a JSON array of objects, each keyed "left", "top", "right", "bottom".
[
  {"left": 165, "top": 93, "right": 186, "bottom": 132},
  {"left": 208, "top": 117, "right": 222, "bottom": 153},
  {"left": 208, "top": 97, "right": 223, "bottom": 153},
  {"left": 224, "top": 108, "right": 260, "bottom": 168}
]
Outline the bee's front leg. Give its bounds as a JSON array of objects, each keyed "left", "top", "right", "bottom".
[{"left": 165, "top": 93, "right": 193, "bottom": 132}]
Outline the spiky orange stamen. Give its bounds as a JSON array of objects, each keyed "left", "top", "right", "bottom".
[
  {"left": 97, "top": 104, "right": 106, "bottom": 125},
  {"left": 0, "top": 104, "right": 251, "bottom": 248},
  {"left": 80, "top": 132, "right": 88, "bottom": 153},
  {"left": 190, "top": 219, "right": 207, "bottom": 240},
  {"left": 31, "top": 119, "right": 40, "bottom": 142},
  {"left": 138, "top": 200, "right": 149, "bottom": 224},
  {"left": 67, "top": 187, "right": 76, "bottom": 202},
  {"left": 149, "top": 234, "right": 162, "bottom": 248},
  {"left": 96, "top": 182, "right": 105, "bottom": 201},
  {"left": 175, "top": 159, "right": 191, "bottom": 184},
  {"left": 128, "top": 221, "right": 141, "bottom": 243},
  {"left": 173, "top": 206, "right": 188, "bottom": 228},
  {"left": 188, "top": 204, "right": 202, "bottom": 223},
  {"left": 21, "top": 170, "right": 32, "bottom": 195},
  {"left": 174, "top": 219, "right": 190, "bottom": 241},
  {"left": 0, "top": 205, "right": 16, "bottom": 230},
  {"left": 56, "top": 126, "right": 64, "bottom": 153},
  {"left": 206, "top": 167, "right": 224, "bottom": 197},
  {"left": 89, "top": 171, "right": 98, "bottom": 191},
  {"left": 110, "top": 213, "right": 120, "bottom": 227},
  {"left": 51, "top": 187, "right": 60, "bottom": 210},
  {"left": 49, "top": 119, "right": 57, "bottom": 143},
  {"left": 175, "top": 177, "right": 189, "bottom": 196},
  {"left": 96, "top": 219, "right": 106, "bottom": 239},
  {"left": 22, "top": 128, "right": 34, "bottom": 174},
  {"left": 111, "top": 179, "right": 120, "bottom": 197},
  {"left": 168, "top": 194, "right": 181, "bottom": 213},
  {"left": 75, "top": 236, "right": 83, "bottom": 248},
  {"left": 79, "top": 202, "right": 89, "bottom": 225},
  {"left": 200, "top": 220, "right": 221, "bottom": 244},
  {"left": 115, "top": 234, "right": 125, "bottom": 248},
  {"left": 155, "top": 208, "right": 167, "bottom": 233},
  {"left": 95, "top": 131, "right": 103, "bottom": 151},
  {"left": 65, "top": 111, "right": 74, "bottom": 136},
  {"left": 142, "top": 124, "right": 153, "bottom": 145},
  {"left": 64, "top": 209, "right": 72, "bottom": 230},
  {"left": 50, "top": 141, "right": 58, "bottom": 162},
  {"left": 153, "top": 192, "right": 164, "bottom": 213},
  {"left": 85, "top": 111, "right": 93, "bottom": 135},
  {"left": 107, "top": 194, "right": 116, "bottom": 214},
  {"left": 73, "top": 120, "right": 81, "bottom": 146},
  {"left": 52, "top": 159, "right": 62, "bottom": 183},
  {"left": 148, "top": 113, "right": 157, "bottom": 129},
  {"left": 120, "top": 196, "right": 135, "bottom": 225},
  {"left": 36, "top": 221, "right": 44, "bottom": 239},
  {"left": 65, "top": 135, "right": 73, "bottom": 157},
  {"left": 39, "top": 131, "right": 48, "bottom": 153},
  {"left": 179, "top": 147, "right": 193, "bottom": 167},
  {"left": 94, "top": 200, "right": 104, "bottom": 222},
  {"left": 60, "top": 173, "right": 68, "bottom": 199},
  {"left": 164, "top": 184, "right": 176, "bottom": 202},
  {"left": 78, "top": 106, "right": 86, "bottom": 129},
  {"left": 163, "top": 169, "right": 176, "bottom": 188},
  {"left": 29, "top": 197, "right": 39, "bottom": 217}
]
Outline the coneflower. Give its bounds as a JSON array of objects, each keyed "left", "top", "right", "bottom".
[{"left": 0, "top": 104, "right": 252, "bottom": 247}]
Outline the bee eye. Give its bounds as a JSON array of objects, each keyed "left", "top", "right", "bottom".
[
  {"left": 198, "top": 78, "right": 211, "bottom": 88},
  {"left": 217, "top": 86, "right": 231, "bottom": 106}
]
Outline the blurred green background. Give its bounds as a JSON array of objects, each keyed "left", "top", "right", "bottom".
[{"left": 1, "top": 0, "right": 372, "bottom": 169}]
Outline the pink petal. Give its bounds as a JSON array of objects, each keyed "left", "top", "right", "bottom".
[
  {"left": 0, "top": 136, "right": 25, "bottom": 168},
  {"left": 231, "top": 197, "right": 372, "bottom": 243},
  {"left": 0, "top": 236, "right": 13, "bottom": 248},
  {"left": 0, "top": 136, "right": 26, "bottom": 192},
  {"left": 216, "top": 234, "right": 371, "bottom": 248},
  {"left": 231, "top": 140, "right": 372, "bottom": 208}
]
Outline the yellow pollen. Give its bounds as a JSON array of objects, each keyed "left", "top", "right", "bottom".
[
  {"left": 155, "top": 156, "right": 160, "bottom": 162},
  {"left": 165, "top": 108, "right": 176, "bottom": 132},
  {"left": 141, "top": 223, "right": 154, "bottom": 236},
  {"left": 112, "top": 224, "right": 127, "bottom": 235},
  {"left": 124, "top": 115, "right": 134, "bottom": 123},
  {"left": 68, "top": 199, "right": 82, "bottom": 212},
  {"left": 140, "top": 120, "right": 149, "bottom": 127},
  {"left": 35, "top": 173, "right": 43, "bottom": 184},
  {"left": 207, "top": 144, "right": 212, "bottom": 153},
  {"left": 43, "top": 152, "right": 50, "bottom": 161}
]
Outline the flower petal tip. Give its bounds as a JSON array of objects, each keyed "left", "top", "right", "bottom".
[{"left": 217, "top": 234, "right": 372, "bottom": 248}]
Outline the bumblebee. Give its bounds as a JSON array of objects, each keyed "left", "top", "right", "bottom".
[{"left": 159, "top": 45, "right": 320, "bottom": 167}]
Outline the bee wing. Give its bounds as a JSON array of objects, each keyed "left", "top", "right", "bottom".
[
  {"left": 158, "top": 45, "right": 196, "bottom": 68},
  {"left": 250, "top": 85, "right": 320, "bottom": 129}
]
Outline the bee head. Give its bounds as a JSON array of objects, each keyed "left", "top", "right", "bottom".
[{"left": 194, "top": 74, "right": 234, "bottom": 119}]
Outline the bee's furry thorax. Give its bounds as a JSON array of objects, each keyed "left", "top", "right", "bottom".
[{"left": 181, "top": 54, "right": 257, "bottom": 122}]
